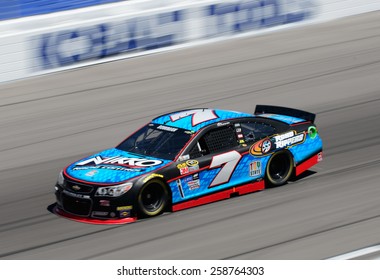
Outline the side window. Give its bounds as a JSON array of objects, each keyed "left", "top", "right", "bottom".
[
  {"left": 239, "top": 122, "right": 277, "bottom": 143},
  {"left": 189, "top": 126, "right": 238, "bottom": 158}
]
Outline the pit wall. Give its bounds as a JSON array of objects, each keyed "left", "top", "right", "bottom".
[{"left": 0, "top": 0, "right": 379, "bottom": 83}]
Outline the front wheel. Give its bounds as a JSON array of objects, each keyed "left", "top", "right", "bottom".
[
  {"left": 266, "top": 151, "right": 294, "bottom": 186},
  {"left": 137, "top": 179, "right": 169, "bottom": 218}
]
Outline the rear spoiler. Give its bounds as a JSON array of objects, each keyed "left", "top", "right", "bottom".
[{"left": 254, "top": 105, "right": 316, "bottom": 123}]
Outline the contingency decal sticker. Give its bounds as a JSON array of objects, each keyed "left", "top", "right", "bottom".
[{"left": 250, "top": 131, "right": 306, "bottom": 156}]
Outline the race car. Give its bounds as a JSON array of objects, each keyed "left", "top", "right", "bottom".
[{"left": 54, "top": 105, "right": 323, "bottom": 224}]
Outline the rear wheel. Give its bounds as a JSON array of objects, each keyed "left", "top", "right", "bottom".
[
  {"left": 266, "top": 151, "right": 294, "bottom": 186},
  {"left": 137, "top": 179, "right": 169, "bottom": 218}
]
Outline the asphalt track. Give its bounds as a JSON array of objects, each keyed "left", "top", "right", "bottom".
[{"left": 1, "top": 11, "right": 380, "bottom": 260}]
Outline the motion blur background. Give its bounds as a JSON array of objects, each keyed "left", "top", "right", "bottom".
[{"left": 0, "top": 0, "right": 379, "bottom": 260}]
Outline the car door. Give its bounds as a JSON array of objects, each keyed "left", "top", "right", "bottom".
[
  {"left": 170, "top": 124, "right": 252, "bottom": 203},
  {"left": 168, "top": 119, "right": 281, "bottom": 205}
]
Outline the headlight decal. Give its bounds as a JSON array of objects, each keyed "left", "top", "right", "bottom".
[
  {"left": 57, "top": 171, "right": 65, "bottom": 186},
  {"left": 95, "top": 182, "right": 133, "bottom": 197}
]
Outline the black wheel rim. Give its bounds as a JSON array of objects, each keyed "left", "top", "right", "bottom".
[
  {"left": 269, "top": 154, "right": 291, "bottom": 181},
  {"left": 141, "top": 184, "right": 164, "bottom": 212}
]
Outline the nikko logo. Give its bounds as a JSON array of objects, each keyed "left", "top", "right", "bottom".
[{"left": 76, "top": 156, "right": 163, "bottom": 168}]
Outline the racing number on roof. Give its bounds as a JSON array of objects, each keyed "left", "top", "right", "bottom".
[
  {"left": 170, "top": 109, "right": 218, "bottom": 126},
  {"left": 209, "top": 150, "right": 242, "bottom": 187}
]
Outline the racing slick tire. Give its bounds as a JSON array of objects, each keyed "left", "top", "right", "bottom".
[
  {"left": 266, "top": 150, "right": 294, "bottom": 187},
  {"left": 137, "top": 179, "right": 169, "bottom": 218}
]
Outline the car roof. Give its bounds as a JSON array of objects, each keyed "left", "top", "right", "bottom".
[{"left": 151, "top": 108, "right": 253, "bottom": 131}]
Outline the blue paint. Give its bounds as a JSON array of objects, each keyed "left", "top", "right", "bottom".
[{"left": 0, "top": 0, "right": 124, "bottom": 20}]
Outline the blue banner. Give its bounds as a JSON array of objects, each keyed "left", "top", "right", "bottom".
[
  {"left": 0, "top": 0, "right": 124, "bottom": 21},
  {"left": 36, "top": 11, "right": 184, "bottom": 70},
  {"left": 33, "top": 0, "right": 316, "bottom": 70},
  {"left": 205, "top": 0, "right": 316, "bottom": 37}
]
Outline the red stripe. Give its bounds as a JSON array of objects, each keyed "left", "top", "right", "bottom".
[
  {"left": 54, "top": 207, "right": 137, "bottom": 225},
  {"left": 235, "top": 180, "right": 265, "bottom": 195},
  {"left": 290, "top": 121, "right": 311, "bottom": 126},
  {"left": 295, "top": 153, "right": 320, "bottom": 176},
  {"left": 172, "top": 181, "right": 265, "bottom": 212}
]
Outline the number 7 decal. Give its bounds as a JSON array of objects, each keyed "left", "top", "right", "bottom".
[
  {"left": 170, "top": 109, "right": 218, "bottom": 126},
  {"left": 209, "top": 150, "right": 242, "bottom": 187}
]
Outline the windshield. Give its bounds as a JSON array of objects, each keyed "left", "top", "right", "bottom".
[{"left": 116, "top": 123, "right": 192, "bottom": 160}]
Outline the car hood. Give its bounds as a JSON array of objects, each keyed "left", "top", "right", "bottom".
[{"left": 64, "top": 148, "right": 171, "bottom": 184}]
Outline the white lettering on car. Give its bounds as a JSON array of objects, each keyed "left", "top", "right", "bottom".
[{"left": 76, "top": 156, "right": 162, "bottom": 167}]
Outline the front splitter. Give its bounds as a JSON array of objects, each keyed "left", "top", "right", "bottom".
[{"left": 54, "top": 206, "right": 137, "bottom": 225}]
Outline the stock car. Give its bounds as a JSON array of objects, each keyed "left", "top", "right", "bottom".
[{"left": 54, "top": 105, "right": 323, "bottom": 224}]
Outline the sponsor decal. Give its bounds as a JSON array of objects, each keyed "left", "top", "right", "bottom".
[
  {"left": 73, "top": 165, "right": 140, "bottom": 172},
  {"left": 250, "top": 138, "right": 269, "bottom": 156},
  {"left": 318, "top": 152, "right": 323, "bottom": 162},
  {"left": 157, "top": 125, "right": 178, "bottom": 132},
  {"left": 234, "top": 123, "right": 241, "bottom": 127},
  {"left": 239, "top": 139, "right": 245, "bottom": 144},
  {"left": 143, "top": 173, "right": 164, "bottom": 183},
  {"left": 235, "top": 128, "right": 242, "bottom": 133},
  {"left": 178, "top": 154, "right": 190, "bottom": 161},
  {"left": 273, "top": 131, "right": 305, "bottom": 149},
  {"left": 177, "top": 160, "right": 199, "bottom": 175},
  {"left": 92, "top": 211, "right": 109, "bottom": 217},
  {"left": 217, "top": 121, "right": 230, "bottom": 127},
  {"left": 63, "top": 190, "right": 90, "bottom": 199},
  {"left": 177, "top": 163, "right": 189, "bottom": 175},
  {"left": 250, "top": 131, "right": 306, "bottom": 156},
  {"left": 117, "top": 206, "right": 132, "bottom": 211},
  {"left": 186, "top": 160, "right": 198, "bottom": 167},
  {"left": 187, "top": 160, "right": 199, "bottom": 172},
  {"left": 117, "top": 206, "right": 132, "bottom": 217},
  {"left": 187, "top": 179, "right": 200, "bottom": 190},
  {"left": 237, "top": 133, "right": 244, "bottom": 139},
  {"left": 261, "top": 139, "right": 272, "bottom": 153},
  {"left": 120, "top": 210, "right": 131, "bottom": 217},
  {"left": 181, "top": 172, "right": 201, "bottom": 191},
  {"left": 76, "top": 155, "right": 162, "bottom": 168},
  {"left": 249, "top": 161, "right": 262, "bottom": 177},
  {"left": 99, "top": 200, "right": 110, "bottom": 207}
]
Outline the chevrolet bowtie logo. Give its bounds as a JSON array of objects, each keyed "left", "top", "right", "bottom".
[{"left": 72, "top": 185, "right": 81, "bottom": 191}]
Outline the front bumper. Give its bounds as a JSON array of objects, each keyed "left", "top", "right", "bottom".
[
  {"left": 55, "top": 183, "right": 137, "bottom": 224},
  {"left": 53, "top": 206, "right": 137, "bottom": 225}
]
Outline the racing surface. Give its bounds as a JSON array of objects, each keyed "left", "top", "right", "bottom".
[{"left": 1, "top": 11, "right": 380, "bottom": 259}]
